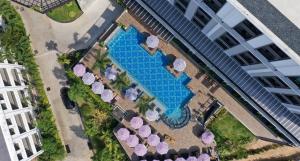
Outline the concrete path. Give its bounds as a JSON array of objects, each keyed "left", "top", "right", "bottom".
[
  {"left": 35, "top": 52, "right": 92, "bottom": 161},
  {"left": 12, "top": 0, "right": 123, "bottom": 160}
]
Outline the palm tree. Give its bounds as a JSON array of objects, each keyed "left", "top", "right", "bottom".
[
  {"left": 93, "top": 51, "right": 111, "bottom": 72},
  {"left": 111, "top": 72, "right": 130, "bottom": 91},
  {"left": 135, "top": 95, "right": 155, "bottom": 115},
  {"left": 57, "top": 53, "right": 70, "bottom": 65}
]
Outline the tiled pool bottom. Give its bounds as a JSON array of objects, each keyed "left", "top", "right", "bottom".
[{"left": 108, "top": 27, "right": 193, "bottom": 124}]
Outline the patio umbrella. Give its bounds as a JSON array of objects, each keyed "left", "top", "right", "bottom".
[
  {"left": 130, "top": 117, "right": 143, "bottom": 129},
  {"left": 175, "top": 158, "right": 186, "bottom": 161},
  {"left": 201, "top": 131, "right": 214, "bottom": 145},
  {"left": 198, "top": 153, "right": 210, "bottom": 161},
  {"left": 105, "top": 67, "right": 117, "bottom": 81},
  {"left": 91, "top": 81, "right": 104, "bottom": 94},
  {"left": 125, "top": 88, "right": 138, "bottom": 101},
  {"left": 138, "top": 125, "right": 151, "bottom": 138},
  {"left": 116, "top": 128, "right": 130, "bottom": 141},
  {"left": 156, "top": 142, "right": 169, "bottom": 155},
  {"left": 186, "top": 156, "right": 197, "bottom": 161},
  {"left": 164, "top": 159, "right": 173, "bottom": 161},
  {"left": 126, "top": 135, "right": 139, "bottom": 147},
  {"left": 82, "top": 72, "right": 95, "bottom": 85},
  {"left": 173, "top": 58, "right": 186, "bottom": 72},
  {"left": 73, "top": 64, "right": 86, "bottom": 77},
  {"left": 101, "top": 89, "right": 113, "bottom": 103},
  {"left": 145, "top": 109, "right": 159, "bottom": 122},
  {"left": 134, "top": 144, "right": 147, "bottom": 156},
  {"left": 146, "top": 35, "right": 159, "bottom": 48},
  {"left": 147, "top": 134, "right": 160, "bottom": 146}
]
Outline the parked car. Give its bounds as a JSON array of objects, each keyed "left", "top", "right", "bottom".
[{"left": 60, "top": 87, "right": 75, "bottom": 109}]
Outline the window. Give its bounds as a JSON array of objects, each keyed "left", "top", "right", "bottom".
[
  {"left": 6, "top": 119, "right": 12, "bottom": 126},
  {"left": 274, "top": 93, "right": 289, "bottom": 103},
  {"left": 289, "top": 76, "right": 300, "bottom": 88},
  {"left": 233, "top": 51, "right": 260, "bottom": 66},
  {"left": 203, "top": 0, "right": 226, "bottom": 12},
  {"left": 257, "top": 44, "right": 289, "bottom": 61},
  {"left": 255, "top": 76, "right": 288, "bottom": 88},
  {"left": 215, "top": 32, "right": 239, "bottom": 49},
  {"left": 175, "top": 0, "right": 190, "bottom": 13},
  {"left": 234, "top": 19, "right": 262, "bottom": 40},
  {"left": 192, "top": 7, "right": 211, "bottom": 29},
  {"left": 285, "top": 94, "right": 300, "bottom": 106}
]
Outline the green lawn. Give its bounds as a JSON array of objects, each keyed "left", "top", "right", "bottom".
[
  {"left": 207, "top": 109, "right": 255, "bottom": 160},
  {"left": 47, "top": 0, "right": 82, "bottom": 23}
]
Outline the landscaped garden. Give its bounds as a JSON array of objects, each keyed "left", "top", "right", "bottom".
[
  {"left": 207, "top": 108, "right": 255, "bottom": 160},
  {"left": 59, "top": 51, "right": 129, "bottom": 161},
  {"left": 46, "top": 0, "right": 83, "bottom": 23},
  {"left": 0, "top": 0, "right": 65, "bottom": 160}
]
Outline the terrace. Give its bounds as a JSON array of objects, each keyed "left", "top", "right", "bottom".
[{"left": 74, "top": 8, "right": 280, "bottom": 161}]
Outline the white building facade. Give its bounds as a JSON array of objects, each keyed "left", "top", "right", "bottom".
[
  {"left": 168, "top": 0, "right": 300, "bottom": 114},
  {"left": 0, "top": 60, "right": 43, "bottom": 161}
]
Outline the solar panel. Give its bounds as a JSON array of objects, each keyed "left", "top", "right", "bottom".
[{"left": 134, "top": 0, "right": 300, "bottom": 145}]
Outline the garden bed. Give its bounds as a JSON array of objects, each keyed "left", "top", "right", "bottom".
[
  {"left": 207, "top": 108, "right": 255, "bottom": 160},
  {"left": 46, "top": 0, "right": 83, "bottom": 23}
]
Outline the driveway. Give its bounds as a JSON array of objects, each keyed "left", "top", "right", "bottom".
[
  {"left": 35, "top": 52, "right": 92, "bottom": 161},
  {"left": 12, "top": 0, "right": 123, "bottom": 160}
]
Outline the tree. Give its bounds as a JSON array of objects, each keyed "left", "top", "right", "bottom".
[
  {"left": 93, "top": 51, "right": 111, "bottom": 72},
  {"left": 111, "top": 72, "right": 130, "bottom": 91},
  {"left": 57, "top": 53, "right": 70, "bottom": 65},
  {"left": 135, "top": 95, "right": 155, "bottom": 114}
]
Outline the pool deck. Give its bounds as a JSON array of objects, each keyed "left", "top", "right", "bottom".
[
  {"left": 80, "top": 11, "right": 282, "bottom": 160},
  {"left": 117, "top": 11, "right": 281, "bottom": 142}
]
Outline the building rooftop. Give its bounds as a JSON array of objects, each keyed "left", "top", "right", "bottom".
[
  {"left": 237, "top": 0, "right": 300, "bottom": 54},
  {"left": 0, "top": 128, "right": 11, "bottom": 161}
]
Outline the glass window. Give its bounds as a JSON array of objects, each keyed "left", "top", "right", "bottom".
[
  {"left": 255, "top": 76, "right": 288, "bottom": 88},
  {"left": 203, "top": 0, "right": 227, "bottom": 13},
  {"left": 175, "top": 0, "right": 190, "bottom": 13},
  {"left": 257, "top": 44, "right": 289, "bottom": 61},
  {"left": 234, "top": 19, "right": 262, "bottom": 40},
  {"left": 233, "top": 51, "right": 260, "bottom": 66},
  {"left": 192, "top": 7, "right": 211, "bottom": 29},
  {"left": 215, "top": 32, "right": 239, "bottom": 49},
  {"left": 289, "top": 76, "right": 300, "bottom": 88},
  {"left": 274, "top": 93, "right": 289, "bottom": 103},
  {"left": 285, "top": 94, "right": 300, "bottom": 106}
]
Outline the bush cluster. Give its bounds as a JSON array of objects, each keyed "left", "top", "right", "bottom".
[{"left": 0, "top": 1, "right": 65, "bottom": 160}]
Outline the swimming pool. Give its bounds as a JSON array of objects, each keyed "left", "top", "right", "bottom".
[{"left": 108, "top": 26, "right": 193, "bottom": 123}]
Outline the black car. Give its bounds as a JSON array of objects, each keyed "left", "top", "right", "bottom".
[{"left": 60, "top": 87, "right": 75, "bottom": 109}]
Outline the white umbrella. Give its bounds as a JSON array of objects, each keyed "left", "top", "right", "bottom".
[
  {"left": 82, "top": 72, "right": 95, "bottom": 85},
  {"left": 147, "top": 134, "right": 160, "bottom": 146},
  {"left": 201, "top": 131, "right": 214, "bottom": 145},
  {"left": 173, "top": 58, "right": 186, "bottom": 72},
  {"left": 125, "top": 88, "right": 138, "bottom": 101},
  {"left": 156, "top": 142, "right": 169, "bottom": 155},
  {"left": 105, "top": 67, "right": 117, "bottom": 81},
  {"left": 134, "top": 144, "right": 147, "bottom": 156},
  {"left": 101, "top": 89, "right": 113, "bottom": 103},
  {"left": 126, "top": 135, "right": 139, "bottom": 147},
  {"left": 91, "top": 81, "right": 104, "bottom": 94},
  {"left": 73, "top": 64, "right": 86, "bottom": 77},
  {"left": 130, "top": 117, "right": 143, "bottom": 129},
  {"left": 175, "top": 158, "right": 186, "bottom": 161},
  {"left": 164, "top": 159, "right": 173, "bottom": 161},
  {"left": 145, "top": 109, "right": 159, "bottom": 122},
  {"left": 138, "top": 125, "right": 151, "bottom": 138},
  {"left": 116, "top": 128, "right": 130, "bottom": 141},
  {"left": 198, "top": 153, "right": 210, "bottom": 161},
  {"left": 186, "top": 156, "right": 197, "bottom": 161},
  {"left": 146, "top": 35, "right": 159, "bottom": 48}
]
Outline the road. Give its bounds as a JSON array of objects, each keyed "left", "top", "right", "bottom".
[{"left": 13, "top": 0, "right": 123, "bottom": 160}]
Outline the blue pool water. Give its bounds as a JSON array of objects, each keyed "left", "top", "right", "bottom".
[{"left": 108, "top": 27, "right": 193, "bottom": 120}]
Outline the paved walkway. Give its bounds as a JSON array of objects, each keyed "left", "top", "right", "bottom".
[{"left": 12, "top": 1, "right": 123, "bottom": 160}]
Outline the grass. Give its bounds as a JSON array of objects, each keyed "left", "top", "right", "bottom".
[
  {"left": 46, "top": 0, "right": 83, "bottom": 23},
  {"left": 207, "top": 108, "right": 255, "bottom": 160}
]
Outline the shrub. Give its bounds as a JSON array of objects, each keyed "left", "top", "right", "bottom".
[{"left": 0, "top": 1, "right": 65, "bottom": 160}]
